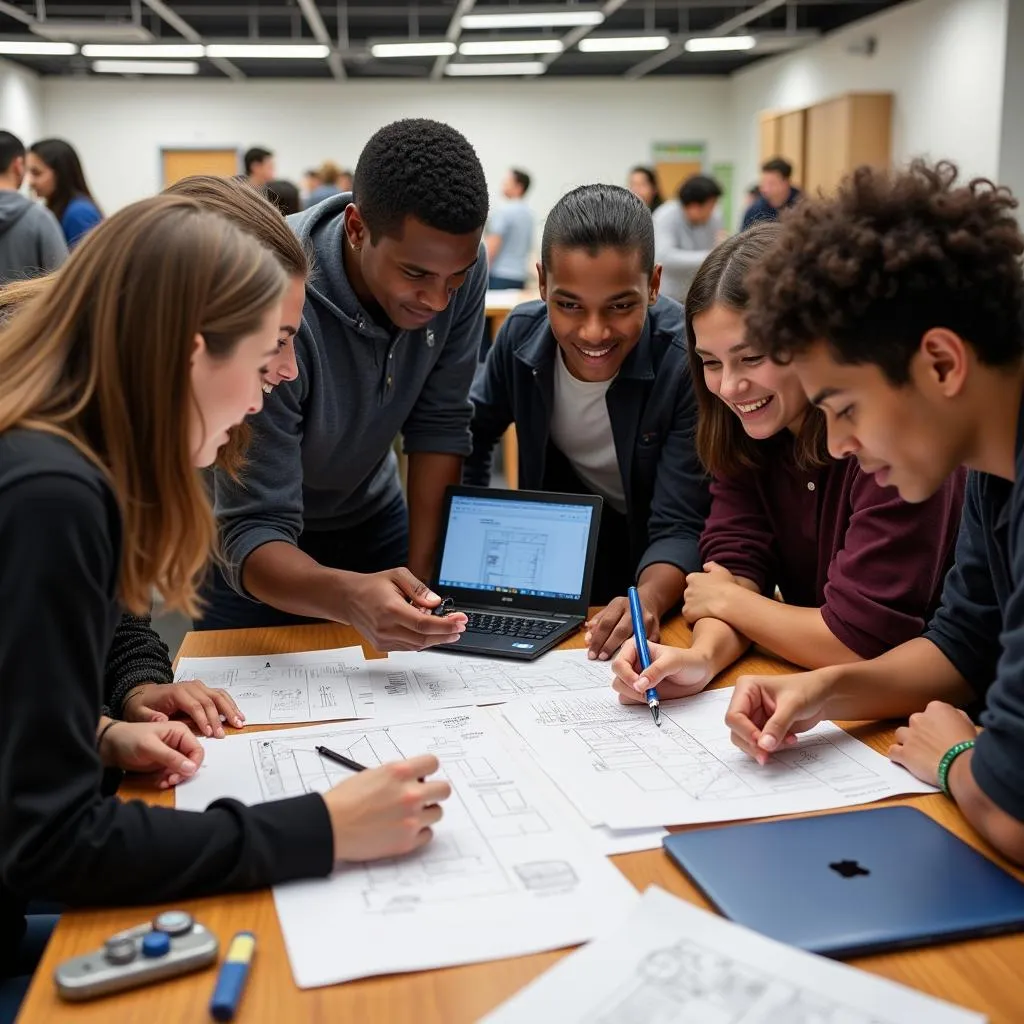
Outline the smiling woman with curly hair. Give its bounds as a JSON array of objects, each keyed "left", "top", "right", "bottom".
[{"left": 720, "top": 160, "right": 1024, "bottom": 869}]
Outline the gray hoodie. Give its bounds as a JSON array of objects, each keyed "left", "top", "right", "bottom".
[
  {"left": 214, "top": 192, "right": 487, "bottom": 594},
  {"left": 0, "top": 190, "right": 67, "bottom": 284}
]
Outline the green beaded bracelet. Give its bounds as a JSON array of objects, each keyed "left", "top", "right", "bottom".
[{"left": 937, "top": 739, "right": 976, "bottom": 797}]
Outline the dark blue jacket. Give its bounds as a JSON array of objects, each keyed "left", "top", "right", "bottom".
[
  {"left": 466, "top": 296, "right": 709, "bottom": 581},
  {"left": 741, "top": 186, "right": 802, "bottom": 231}
]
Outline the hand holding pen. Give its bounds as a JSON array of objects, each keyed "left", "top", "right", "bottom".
[{"left": 609, "top": 599, "right": 715, "bottom": 708}]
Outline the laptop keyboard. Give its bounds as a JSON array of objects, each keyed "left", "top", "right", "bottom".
[{"left": 465, "top": 612, "right": 560, "bottom": 641}]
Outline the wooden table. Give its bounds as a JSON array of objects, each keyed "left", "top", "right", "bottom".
[{"left": 18, "top": 617, "right": 1024, "bottom": 1023}]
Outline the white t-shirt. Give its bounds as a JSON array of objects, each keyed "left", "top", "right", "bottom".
[{"left": 548, "top": 350, "right": 627, "bottom": 513}]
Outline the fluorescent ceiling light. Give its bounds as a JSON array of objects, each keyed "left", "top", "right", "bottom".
[
  {"left": 31, "top": 21, "right": 153, "bottom": 43},
  {"left": 684, "top": 35, "right": 756, "bottom": 52},
  {"left": 461, "top": 11, "right": 603, "bottom": 30},
  {"left": 92, "top": 60, "right": 199, "bottom": 75},
  {"left": 205, "top": 44, "right": 329, "bottom": 59},
  {"left": 459, "top": 39, "right": 563, "bottom": 56},
  {"left": 444, "top": 61, "right": 546, "bottom": 77},
  {"left": 370, "top": 41, "right": 455, "bottom": 58},
  {"left": 82, "top": 44, "right": 204, "bottom": 58},
  {"left": 578, "top": 36, "right": 670, "bottom": 53},
  {"left": 0, "top": 40, "right": 77, "bottom": 55}
]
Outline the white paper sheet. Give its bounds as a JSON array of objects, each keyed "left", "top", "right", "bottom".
[
  {"left": 373, "top": 648, "right": 614, "bottom": 715},
  {"left": 499, "top": 687, "right": 936, "bottom": 829},
  {"left": 175, "top": 708, "right": 638, "bottom": 988},
  {"left": 483, "top": 886, "right": 985, "bottom": 1024},
  {"left": 480, "top": 706, "right": 668, "bottom": 856},
  {"left": 173, "top": 646, "right": 374, "bottom": 725}
]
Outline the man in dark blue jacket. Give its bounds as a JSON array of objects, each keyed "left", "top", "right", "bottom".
[
  {"left": 466, "top": 184, "right": 710, "bottom": 661},
  {"left": 742, "top": 157, "right": 802, "bottom": 230}
]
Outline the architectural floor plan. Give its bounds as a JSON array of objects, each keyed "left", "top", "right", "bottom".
[
  {"left": 483, "top": 888, "right": 984, "bottom": 1024},
  {"left": 376, "top": 649, "right": 614, "bottom": 715},
  {"left": 174, "top": 646, "right": 374, "bottom": 724},
  {"left": 498, "top": 688, "right": 935, "bottom": 829},
  {"left": 175, "top": 707, "right": 636, "bottom": 988}
]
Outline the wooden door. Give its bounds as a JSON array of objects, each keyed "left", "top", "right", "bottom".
[
  {"left": 161, "top": 148, "right": 240, "bottom": 187},
  {"left": 654, "top": 161, "right": 703, "bottom": 204},
  {"left": 778, "top": 109, "right": 806, "bottom": 187},
  {"left": 805, "top": 98, "right": 850, "bottom": 195},
  {"left": 848, "top": 93, "right": 892, "bottom": 172},
  {"left": 759, "top": 112, "right": 781, "bottom": 165}
]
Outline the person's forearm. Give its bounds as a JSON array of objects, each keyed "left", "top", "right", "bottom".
[
  {"left": 714, "top": 588, "right": 861, "bottom": 669},
  {"left": 407, "top": 453, "right": 463, "bottom": 581},
  {"left": 485, "top": 235, "right": 502, "bottom": 263},
  {"left": 242, "top": 541, "right": 351, "bottom": 622},
  {"left": 689, "top": 617, "right": 751, "bottom": 681},
  {"left": 823, "top": 637, "right": 974, "bottom": 720},
  {"left": 949, "top": 751, "right": 1024, "bottom": 866},
  {"left": 637, "top": 563, "right": 686, "bottom": 619}
]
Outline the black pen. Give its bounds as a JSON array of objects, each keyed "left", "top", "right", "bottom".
[{"left": 315, "top": 745, "right": 368, "bottom": 773}]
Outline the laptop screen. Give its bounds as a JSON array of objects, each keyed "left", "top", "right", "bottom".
[{"left": 437, "top": 494, "right": 595, "bottom": 600}]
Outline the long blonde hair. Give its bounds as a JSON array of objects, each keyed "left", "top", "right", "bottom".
[{"left": 0, "top": 194, "right": 287, "bottom": 615}]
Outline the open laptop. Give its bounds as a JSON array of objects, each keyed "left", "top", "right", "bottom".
[
  {"left": 430, "top": 485, "right": 603, "bottom": 661},
  {"left": 663, "top": 806, "right": 1024, "bottom": 958}
]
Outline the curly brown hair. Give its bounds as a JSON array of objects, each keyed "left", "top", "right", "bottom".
[{"left": 745, "top": 160, "right": 1024, "bottom": 383}]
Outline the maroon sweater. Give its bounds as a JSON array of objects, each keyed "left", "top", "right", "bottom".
[{"left": 700, "top": 435, "right": 966, "bottom": 659}]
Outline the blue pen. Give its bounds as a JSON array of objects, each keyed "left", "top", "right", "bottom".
[
  {"left": 628, "top": 586, "right": 661, "bottom": 726},
  {"left": 210, "top": 931, "right": 255, "bottom": 1022}
]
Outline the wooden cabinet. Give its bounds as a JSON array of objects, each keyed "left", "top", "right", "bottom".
[{"left": 759, "top": 92, "right": 892, "bottom": 195}]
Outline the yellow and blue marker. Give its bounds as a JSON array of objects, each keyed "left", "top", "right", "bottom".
[{"left": 210, "top": 931, "right": 255, "bottom": 1021}]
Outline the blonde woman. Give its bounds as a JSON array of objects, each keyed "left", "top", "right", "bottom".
[{"left": 0, "top": 196, "right": 448, "bottom": 1012}]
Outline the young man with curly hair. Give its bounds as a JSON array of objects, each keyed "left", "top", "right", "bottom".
[
  {"left": 724, "top": 160, "right": 1024, "bottom": 865},
  {"left": 200, "top": 119, "right": 489, "bottom": 650}
]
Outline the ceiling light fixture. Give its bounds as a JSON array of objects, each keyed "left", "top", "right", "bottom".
[
  {"left": 578, "top": 36, "right": 670, "bottom": 53},
  {"left": 82, "top": 44, "right": 204, "bottom": 58},
  {"left": 370, "top": 41, "right": 456, "bottom": 58},
  {"left": 205, "top": 44, "right": 330, "bottom": 59},
  {"left": 92, "top": 60, "right": 199, "bottom": 75},
  {"left": 461, "top": 11, "right": 604, "bottom": 30},
  {"left": 458, "top": 39, "right": 563, "bottom": 56},
  {"left": 684, "top": 35, "right": 757, "bottom": 52},
  {"left": 0, "top": 40, "right": 77, "bottom": 55},
  {"left": 444, "top": 61, "right": 547, "bottom": 77}
]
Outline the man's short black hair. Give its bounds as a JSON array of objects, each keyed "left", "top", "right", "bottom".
[
  {"left": 542, "top": 184, "right": 655, "bottom": 276},
  {"left": 761, "top": 157, "right": 793, "bottom": 179},
  {"left": 510, "top": 168, "right": 531, "bottom": 195},
  {"left": 353, "top": 118, "right": 488, "bottom": 242},
  {"left": 244, "top": 147, "right": 273, "bottom": 174},
  {"left": 679, "top": 174, "right": 723, "bottom": 207},
  {"left": 746, "top": 160, "right": 1024, "bottom": 384},
  {"left": 0, "top": 131, "right": 24, "bottom": 174}
]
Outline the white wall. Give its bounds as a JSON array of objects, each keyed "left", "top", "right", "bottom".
[
  {"left": 0, "top": 57, "right": 42, "bottom": 151},
  {"left": 40, "top": 76, "right": 733, "bottom": 224},
  {"left": 731, "top": 0, "right": 1009, "bottom": 189},
  {"left": 998, "top": 0, "right": 1024, "bottom": 203}
]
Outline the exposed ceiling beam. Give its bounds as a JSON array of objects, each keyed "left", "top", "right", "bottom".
[
  {"left": 296, "top": 0, "right": 345, "bottom": 79},
  {"left": 625, "top": 0, "right": 789, "bottom": 79},
  {"left": 430, "top": 0, "right": 475, "bottom": 81},
  {"left": 139, "top": 0, "right": 244, "bottom": 80},
  {"left": 543, "top": 0, "right": 631, "bottom": 69},
  {"left": 0, "top": 1, "right": 36, "bottom": 26}
]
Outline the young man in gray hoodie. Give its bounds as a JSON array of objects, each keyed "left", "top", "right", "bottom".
[
  {"left": 199, "top": 119, "right": 488, "bottom": 652},
  {"left": 0, "top": 131, "right": 66, "bottom": 284}
]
